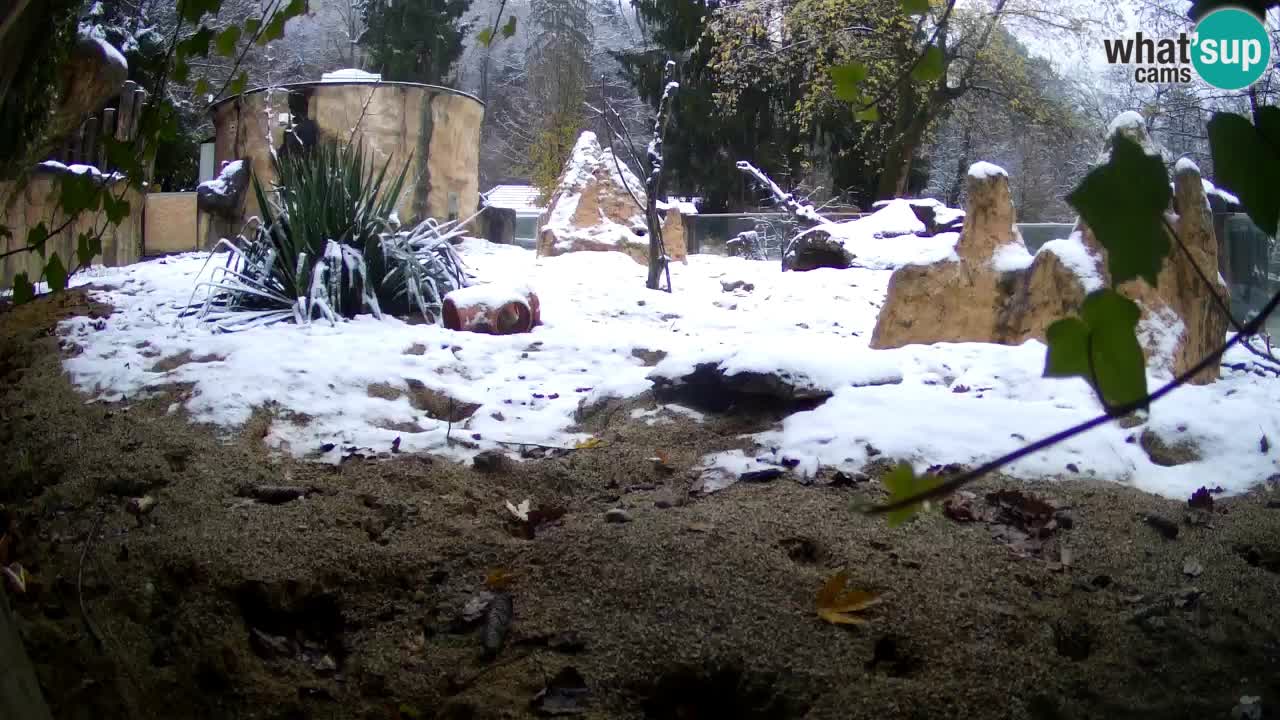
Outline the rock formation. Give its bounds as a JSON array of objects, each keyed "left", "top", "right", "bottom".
[
  {"left": 871, "top": 113, "right": 1230, "bottom": 385},
  {"left": 784, "top": 198, "right": 962, "bottom": 271},
  {"left": 537, "top": 131, "right": 688, "bottom": 265}
]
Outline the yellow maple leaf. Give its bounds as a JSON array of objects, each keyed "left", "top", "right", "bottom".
[
  {"left": 485, "top": 568, "right": 513, "bottom": 591},
  {"left": 816, "top": 571, "right": 882, "bottom": 625},
  {"left": 574, "top": 437, "right": 604, "bottom": 449}
]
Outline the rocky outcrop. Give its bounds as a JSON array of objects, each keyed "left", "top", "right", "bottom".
[
  {"left": 537, "top": 132, "right": 652, "bottom": 265},
  {"left": 871, "top": 163, "right": 1030, "bottom": 345},
  {"left": 871, "top": 198, "right": 965, "bottom": 236},
  {"left": 783, "top": 198, "right": 953, "bottom": 271},
  {"left": 871, "top": 114, "right": 1230, "bottom": 385}
]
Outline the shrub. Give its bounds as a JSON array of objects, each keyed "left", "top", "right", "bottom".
[{"left": 186, "top": 141, "right": 469, "bottom": 331}]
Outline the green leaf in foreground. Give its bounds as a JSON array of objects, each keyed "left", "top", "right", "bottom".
[
  {"left": 77, "top": 232, "right": 101, "bottom": 267},
  {"left": 10, "top": 273, "right": 35, "bottom": 305},
  {"left": 855, "top": 105, "right": 880, "bottom": 123},
  {"left": 476, "top": 27, "right": 494, "bottom": 47},
  {"left": 911, "top": 45, "right": 945, "bottom": 83},
  {"left": 829, "top": 63, "right": 868, "bottom": 102},
  {"left": 44, "top": 253, "right": 68, "bottom": 293},
  {"left": 1207, "top": 109, "right": 1280, "bottom": 237},
  {"left": 215, "top": 25, "right": 242, "bottom": 56},
  {"left": 26, "top": 223, "right": 49, "bottom": 257},
  {"left": 502, "top": 15, "right": 518, "bottom": 38},
  {"left": 1044, "top": 289, "right": 1148, "bottom": 412},
  {"left": 1066, "top": 135, "right": 1170, "bottom": 286},
  {"left": 881, "top": 463, "right": 941, "bottom": 527},
  {"left": 902, "top": 0, "right": 930, "bottom": 13}
]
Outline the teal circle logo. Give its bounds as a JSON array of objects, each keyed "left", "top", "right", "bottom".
[{"left": 1192, "top": 8, "right": 1271, "bottom": 90}]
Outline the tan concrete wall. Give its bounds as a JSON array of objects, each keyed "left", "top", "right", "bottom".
[
  {"left": 144, "top": 192, "right": 198, "bottom": 255},
  {"left": 211, "top": 82, "right": 483, "bottom": 229},
  {"left": 1, "top": 169, "right": 143, "bottom": 289}
]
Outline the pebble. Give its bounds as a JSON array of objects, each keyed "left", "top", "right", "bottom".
[
  {"left": 1232, "top": 696, "right": 1263, "bottom": 720},
  {"left": 1182, "top": 557, "right": 1204, "bottom": 577},
  {"left": 654, "top": 499, "right": 673, "bottom": 509},
  {"left": 604, "top": 508, "right": 632, "bottom": 523}
]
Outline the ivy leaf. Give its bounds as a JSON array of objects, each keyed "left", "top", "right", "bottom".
[
  {"left": 194, "top": 77, "right": 210, "bottom": 96},
  {"left": 178, "top": 0, "right": 222, "bottom": 24},
  {"left": 1044, "top": 289, "right": 1148, "bottom": 412},
  {"left": 902, "top": 0, "right": 931, "bottom": 13},
  {"left": 501, "top": 15, "right": 518, "bottom": 38},
  {"left": 228, "top": 71, "right": 249, "bottom": 96},
  {"left": 911, "top": 45, "right": 945, "bottom": 83},
  {"left": 244, "top": 17, "right": 261, "bottom": 37},
  {"left": 258, "top": 12, "right": 287, "bottom": 44},
  {"left": 282, "top": 0, "right": 308, "bottom": 19},
  {"left": 104, "top": 195, "right": 131, "bottom": 225},
  {"left": 26, "top": 223, "right": 49, "bottom": 257},
  {"left": 11, "top": 273, "right": 35, "bottom": 306},
  {"left": 215, "top": 25, "right": 242, "bottom": 57},
  {"left": 174, "top": 59, "right": 191, "bottom": 83},
  {"left": 104, "top": 137, "right": 143, "bottom": 179},
  {"left": 59, "top": 174, "right": 103, "bottom": 216},
  {"left": 855, "top": 105, "right": 880, "bottom": 123},
  {"left": 828, "top": 62, "right": 868, "bottom": 102},
  {"left": 44, "top": 253, "right": 68, "bottom": 293},
  {"left": 1207, "top": 110, "right": 1280, "bottom": 237},
  {"left": 0, "top": 224, "right": 11, "bottom": 241},
  {"left": 476, "top": 27, "right": 494, "bottom": 48},
  {"left": 179, "top": 26, "right": 214, "bottom": 58},
  {"left": 881, "top": 463, "right": 940, "bottom": 527},
  {"left": 1066, "top": 135, "right": 1170, "bottom": 286},
  {"left": 77, "top": 232, "right": 101, "bottom": 267}
]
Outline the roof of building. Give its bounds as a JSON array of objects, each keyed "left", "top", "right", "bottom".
[{"left": 485, "top": 184, "right": 545, "bottom": 213}]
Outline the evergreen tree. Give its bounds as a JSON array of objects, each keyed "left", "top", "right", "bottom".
[
  {"left": 617, "top": 0, "right": 800, "bottom": 212},
  {"left": 362, "top": 0, "right": 473, "bottom": 84}
]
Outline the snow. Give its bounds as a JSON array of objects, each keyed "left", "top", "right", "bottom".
[
  {"left": 1037, "top": 233, "right": 1105, "bottom": 292},
  {"left": 485, "top": 185, "right": 545, "bottom": 214},
  {"left": 1202, "top": 178, "right": 1241, "bottom": 207},
  {"left": 321, "top": 68, "right": 382, "bottom": 83},
  {"left": 198, "top": 160, "right": 244, "bottom": 197},
  {"left": 1108, "top": 111, "right": 1147, "bottom": 138},
  {"left": 657, "top": 198, "right": 699, "bottom": 215},
  {"left": 541, "top": 132, "right": 647, "bottom": 252},
  {"left": 993, "top": 242, "right": 1034, "bottom": 272},
  {"left": 445, "top": 282, "right": 529, "bottom": 310},
  {"left": 793, "top": 200, "right": 958, "bottom": 270},
  {"left": 1175, "top": 157, "right": 1200, "bottom": 174},
  {"left": 968, "top": 161, "right": 1008, "bottom": 180},
  {"left": 57, "top": 239, "right": 1280, "bottom": 501}
]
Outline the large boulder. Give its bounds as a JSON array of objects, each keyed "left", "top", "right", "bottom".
[
  {"left": 871, "top": 163, "right": 1030, "bottom": 345},
  {"left": 51, "top": 34, "right": 129, "bottom": 146},
  {"left": 872, "top": 113, "right": 1230, "bottom": 385},
  {"left": 784, "top": 198, "right": 953, "bottom": 271},
  {"left": 537, "top": 131, "right": 651, "bottom": 264}
]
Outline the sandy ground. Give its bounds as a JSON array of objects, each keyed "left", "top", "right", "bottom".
[{"left": 2, "top": 289, "right": 1280, "bottom": 720}]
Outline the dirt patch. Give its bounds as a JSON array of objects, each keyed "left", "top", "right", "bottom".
[{"left": 2, "top": 291, "right": 1280, "bottom": 720}]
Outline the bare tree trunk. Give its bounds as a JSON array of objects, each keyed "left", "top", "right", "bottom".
[
  {"left": 645, "top": 61, "right": 678, "bottom": 291},
  {"left": 946, "top": 122, "right": 972, "bottom": 208}
]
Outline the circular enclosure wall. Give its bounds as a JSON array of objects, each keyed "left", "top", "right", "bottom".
[{"left": 210, "top": 81, "right": 484, "bottom": 228}]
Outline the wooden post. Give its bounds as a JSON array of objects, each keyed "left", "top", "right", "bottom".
[
  {"left": 127, "top": 87, "right": 148, "bottom": 142},
  {"left": 114, "top": 80, "right": 138, "bottom": 142},
  {"left": 99, "top": 108, "right": 116, "bottom": 169},
  {"left": 0, "top": 590, "right": 54, "bottom": 720},
  {"left": 82, "top": 115, "right": 99, "bottom": 170},
  {"left": 66, "top": 123, "right": 84, "bottom": 165}
]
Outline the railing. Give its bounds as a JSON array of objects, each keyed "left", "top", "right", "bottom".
[{"left": 47, "top": 80, "right": 148, "bottom": 171}]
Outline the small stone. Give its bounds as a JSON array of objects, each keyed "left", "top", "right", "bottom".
[
  {"left": 1182, "top": 557, "right": 1203, "bottom": 577},
  {"left": 1065, "top": 463, "right": 1080, "bottom": 473},
  {"left": 1232, "top": 696, "right": 1263, "bottom": 720},
  {"left": 472, "top": 450, "right": 509, "bottom": 474},
  {"left": 1144, "top": 514, "right": 1179, "bottom": 540},
  {"left": 313, "top": 654, "right": 337, "bottom": 675},
  {"left": 654, "top": 499, "right": 673, "bottom": 509},
  {"left": 604, "top": 508, "right": 632, "bottom": 524}
]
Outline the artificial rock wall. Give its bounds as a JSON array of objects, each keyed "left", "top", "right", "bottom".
[{"left": 872, "top": 115, "right": 1229, "bottom": 384}]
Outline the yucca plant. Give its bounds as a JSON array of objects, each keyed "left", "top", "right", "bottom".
[{"left": 185, "top": 140, "right": 471, "bottom": 331}]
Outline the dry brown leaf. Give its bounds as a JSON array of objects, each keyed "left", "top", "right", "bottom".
[
  {"left": 485, "top": 568, "right": 513, "bottom": 591},
  {"left": 816, "top": 571, "right": 882, "bottom": 626}
]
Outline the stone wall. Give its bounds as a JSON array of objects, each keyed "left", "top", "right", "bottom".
[
  {"left": 211, "top": 82, "right": 484, "bottom": 230},
  {"left": 1, "top": 168, "right": 143, "bottom": 288},
  {"left": 143, "top": 192, "right": 198, "bottom": 255}
]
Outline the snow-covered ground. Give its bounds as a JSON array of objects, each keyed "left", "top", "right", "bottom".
[{"left": 57, "top": 237, "right": 1280, "bottom": 500}]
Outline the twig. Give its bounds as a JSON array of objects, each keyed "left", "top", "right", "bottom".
[
  {"left": 644, "top": 61, "right": 678, "bottom": 292},
  {"left": 346, "top": 80, "right": 382, "bottom": 147},
  {"left": 735, "top": 161, "right": 828, "bottom": 227},
  {"left": 77, "top": 509, "right": 107, "bottom": 650},
  {"left": 871, "top": 285, "right": 1280, "bottom": 516}
]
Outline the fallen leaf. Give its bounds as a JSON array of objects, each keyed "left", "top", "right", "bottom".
[
  {"left": 506, "top": 499, "right": 532, "bottom": 522},
  {"left": 574, "top": 437, "right": 604, "bottom": 450},
  {"left": 485, "top": 568, "right": 513, "bottom": 591},
  {"left": 2, "top": 563, "right": 29, "bottom": 594},
  {"left": 816, "top": 571, "right": 882, "bottom": 625}
]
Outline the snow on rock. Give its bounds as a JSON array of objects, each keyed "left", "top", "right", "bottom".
[
  {"left": 967, "top": 161, "right": 1008, "bottom": 179},
  {"left": 536, "top": 131, "right": 668, "bottom": 264},
  {"left": 56, "top": 236, "right": 1280, "bottom": 501},
  {"left": 1036, "top": 234, "right": 1105, "bottom": 293},
  {"left": 787, "top": 200, "right": 958, "bottom": 272}
]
